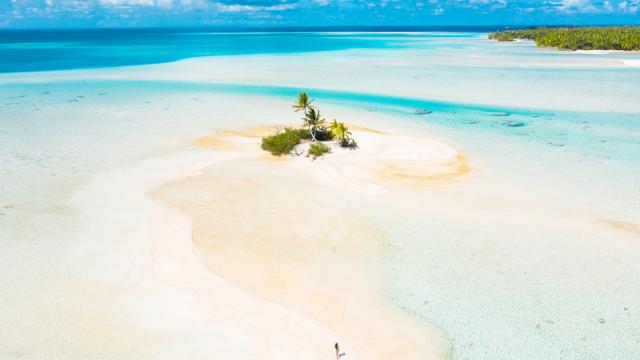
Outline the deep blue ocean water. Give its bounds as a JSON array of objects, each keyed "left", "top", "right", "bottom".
[{"left": 0, "top": 27, "right": 494, "bottom": 73}]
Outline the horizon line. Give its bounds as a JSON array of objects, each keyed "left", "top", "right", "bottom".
[{"left": 1, "top": 24, "right": 639, "bottom": 32}]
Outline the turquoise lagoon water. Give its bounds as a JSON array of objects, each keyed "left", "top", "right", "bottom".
[
  {"left": 2, "top": 30, "right": 640, "bottom": 360},
  {"left": 0, "top": 28, "right": 486, "bottom": 73}
]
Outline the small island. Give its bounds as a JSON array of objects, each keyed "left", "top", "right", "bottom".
[
  {"left": 261, "top": 92, "right": 357, "bottom": 159},
  {"left": 489, "top": 26, "right": 640, "bottom": 51},
  {"left": 192, "top": 92, "right": 467, "bottom": 193}
]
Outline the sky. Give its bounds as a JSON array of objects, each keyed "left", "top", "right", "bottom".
[{"left": 0, "top": 0, "right": 639, "bottom": 28}]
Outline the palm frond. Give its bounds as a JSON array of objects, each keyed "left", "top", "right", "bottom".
[{"left": 293, "top": 92, "right": 313, "bottom": 112}]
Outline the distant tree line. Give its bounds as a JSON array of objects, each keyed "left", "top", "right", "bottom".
[{"left": 489, "top": 26, "right": 640, "bottom": 51}]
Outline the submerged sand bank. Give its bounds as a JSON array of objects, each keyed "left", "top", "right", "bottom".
[
  {"left": 153, "top": 124, "right": 467, "bottom": 358},
  {"left": 4, "top": 43, "right": 639, "bottom": 113}
]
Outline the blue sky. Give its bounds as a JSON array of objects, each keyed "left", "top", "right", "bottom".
[{"left": 1, "top": 0, "right": 639, "bottom": 28}]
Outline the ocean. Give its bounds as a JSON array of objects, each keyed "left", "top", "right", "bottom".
[{"left": 0, "top": 27, "right": 499, "bottom": 73}]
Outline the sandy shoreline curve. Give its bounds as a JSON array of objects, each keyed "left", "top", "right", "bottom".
[{"left": 152, "top": 123, "right": 468, "bottom": 358}]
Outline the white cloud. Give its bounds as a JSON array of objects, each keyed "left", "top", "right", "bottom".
[
  {"left": 554, "top": 0, "right": 597, "bottom": 13},
  {"left": 423, "top": 0, "right": 508, "bottom": 14},
  {"left": 467, "top": 0, "right": 506, "bottom": 5},
  {"left": 456, "top": 0, "right": 508, "bottom": 9},
  {"left": 98, "top": 0, "right": 173, "bottom": 6},
  {"left": 619, "top": 0, "right": 640, "bottom": 13},
  {"left": 213, "top": 2, "right": 297, "bottom": 12}
]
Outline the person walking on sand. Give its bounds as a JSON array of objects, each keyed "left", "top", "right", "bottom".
[{"left": 334, "top": 342, "right": 346, "bottom": 359}]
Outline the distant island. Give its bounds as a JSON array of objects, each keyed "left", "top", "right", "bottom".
[{"left": 489, "top": 26, "right": 640, "bottom": 51}]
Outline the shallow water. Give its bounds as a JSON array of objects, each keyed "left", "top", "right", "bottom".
[{"left": 1, "top": 31, "right": 639, "bottom": 359}]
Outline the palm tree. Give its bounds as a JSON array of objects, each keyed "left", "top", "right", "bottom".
[
  {"left": 329, "top": 119, "right": 352, "bottom": 146},
  {"left": 293, "top": 92, "right": 313, "bottom": 113},
  {"left": 329, "top": 119, "right": 339, "bottom": 133},
  {"left": 303, "top": 107, "right": 325, "bottom": 142}
]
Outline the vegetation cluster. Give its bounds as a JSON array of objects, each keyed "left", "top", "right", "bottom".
[
  {"left": 261, "top": 92, "right": 357, "bottom": 158},
  {"left": 308, "top": 142, "right": 332, "bottom": 158},
  {"left": 489, "top": 26, "right": 640, "bottom": 51},
  {"left": 260, "top": 128, "right": 306, "bottom": 156}
]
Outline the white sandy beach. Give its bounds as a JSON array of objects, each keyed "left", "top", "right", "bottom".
[
  {"left": 70, "top": 148, "right": 370, "bottom": 359},
  {"left": 151, "top": 122, "right": 463, "bottom": 359}
]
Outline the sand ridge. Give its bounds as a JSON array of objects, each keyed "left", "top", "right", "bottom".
[{"left": 603, "top": 219, "right": 640, "bottom": 238}]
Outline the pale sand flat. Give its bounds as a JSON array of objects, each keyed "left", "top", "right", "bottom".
[
  {"left": 621, "top": 59, "right": 640, "bottom": 67},
  {"left": 293, "top": 129, "right": 468, "bottom": 193},
  {"left": 194, "top": 124, "right": 468, "bottom": 194},
  {"left": 603, "top": 219, "right": 640, "bottom": 237},
  {"left": 70, "top": 150, "right": 367, "bottom": 360},
  {"left": 152, "top": 123, "right": 465, "bottom": 359},
  {"left": 153, "top": 157, "right": 447, "bottom": 360}
]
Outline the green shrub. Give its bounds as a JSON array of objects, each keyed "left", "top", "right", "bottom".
[
  {"left": 339, "top": 138, "right": 358, "bottom": 149},
  {"left": 261, "top": 128, "right": 302, "bottom": 156},
  {"left": 308, "top": 142, "right": 331, "bottom": 158},
  {"left": 489, "top": 26, "right": 640, "bottom": 51},
  {"left": 314, "top": 128, "right": 335, "bottom": 141},
  {"left": 298, "top": 127, "right": 312, "bottom": 140},
  {"left": 298, "top": 127, "right": 334, "bottom": 141}
]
